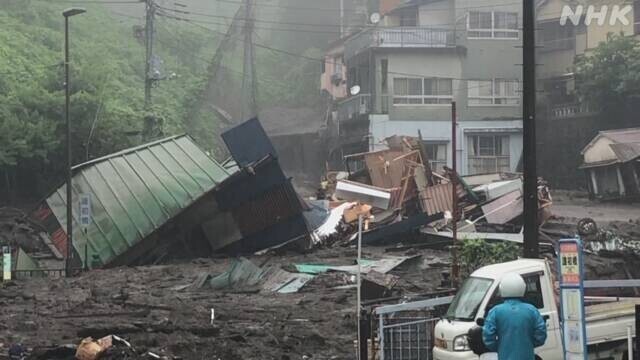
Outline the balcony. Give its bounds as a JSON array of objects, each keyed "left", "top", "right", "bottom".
[
  {"left": 549, "top": 103, "right": 595, "bottom": 119},
  {"left": 337, "top": 94, "right": 371, "bottom": 121},
  {"left": 345, "top": 27, "right": 456, "bottom": 60}
]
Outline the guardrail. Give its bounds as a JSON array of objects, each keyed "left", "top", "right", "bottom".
[
  {"left": 337, "top": 94, "right": 371, "bottom": 121},
  {"left": 345, "top": 27, "right": 456, "bottom": 59}
]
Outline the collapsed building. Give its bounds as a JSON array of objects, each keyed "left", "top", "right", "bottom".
[
  {"left": 25, "top": 119, "right": 317, "bottom": 271},
  {"left": 581, "top": 127, "right": 640, "bottom": 201}
]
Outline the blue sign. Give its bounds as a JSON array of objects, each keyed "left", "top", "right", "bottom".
[
  {"left": 557, "top": 239, "right": 587, "bottom": 360},
  {"left": 79, "top": 194, "right": 92, "bottom": 228}
]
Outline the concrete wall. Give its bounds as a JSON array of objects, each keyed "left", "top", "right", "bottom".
[{"left": 370, "top": 114, "right": 523, "bottom": 175}]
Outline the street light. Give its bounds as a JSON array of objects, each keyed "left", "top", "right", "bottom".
[{"left": 63, "top": 7, "right": 86, "bottom": 277}]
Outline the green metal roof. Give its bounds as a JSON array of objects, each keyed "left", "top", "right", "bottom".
[{"left": 46, "top": 135, "right": 230, "bottom": 267}]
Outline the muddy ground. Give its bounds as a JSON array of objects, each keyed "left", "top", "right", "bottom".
[{"left": 0, "top": 246, "right": 449, "bottom": 360}]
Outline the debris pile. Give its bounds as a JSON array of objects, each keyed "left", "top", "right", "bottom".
[{"left": 316, "top": 136, "right": 554, "bottom": 250}]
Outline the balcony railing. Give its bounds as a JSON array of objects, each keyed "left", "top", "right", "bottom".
[
  {"left": 337, "top": 94, "right": 371, "bottom": 121},
  {"left": 549, "top": 103, "right": 595, "bottom": 119},
  {"left": 345, "top": 27, "right": 456, "bottom": 59}
]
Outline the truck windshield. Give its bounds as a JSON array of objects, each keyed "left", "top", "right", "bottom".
[{"left": 445, "top": 277, "right": 493, "bottom": 321}]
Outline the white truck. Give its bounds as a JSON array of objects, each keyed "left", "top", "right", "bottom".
[{"left": 432, "top": 259, "right": 639, "bottom": 360}]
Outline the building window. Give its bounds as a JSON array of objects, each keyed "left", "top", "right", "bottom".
[
  {"left": 468, "top": 79, "right": 519, "bottom": 105},
  {"left": 399, "top": 9, "right": 418, "bottom": 26},
  {"left": 468, "top": 11, "right": 518, "bottom": 39},
  {"left": 467, "top": 135, "right": 511, "bottom": 174},
  {"left": 334, "top": 57, "right": 343, "bottom": 75},
  {"left": 424, "top": 142, "right": 448, "bottom": 171},
  {"left": 393, "top": 77, "right": 453, "bottom": 105},
  {"left": 538, "top": 20, "right": 575, "bottom": 51}
]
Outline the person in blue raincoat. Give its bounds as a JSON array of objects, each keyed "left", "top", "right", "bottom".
[{"left": 482, "top": 272, "right": 547, "bottom": 360}]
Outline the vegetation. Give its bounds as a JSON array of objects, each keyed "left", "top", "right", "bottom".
[
  {"left": 459, "top": 238, "right": 520, "bottom": 277},
  {"left": 0, "top": 0, "right": 322, "bottom": 202},
  {"left": 574, "top": 33, "right": 640, "bottom": 116}
]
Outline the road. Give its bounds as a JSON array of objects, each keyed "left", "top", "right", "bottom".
[{"left": 552, "top": 202, "right": 640, "bottom": 223}]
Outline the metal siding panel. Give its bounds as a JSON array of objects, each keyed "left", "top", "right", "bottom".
[
  {"left": 83, "top": 166, "right": 140, "bottom": 247},
  {"left": 94, "top": 162, "right": 153, "bottom": 240},
  {"left": 221, "top": 117, "right": 278, "bottom": 167},
  {"left": 126, "top": 152, "right": 179, "bottom": 216},
  {"left": 113, "top": 156, "right": 168, "bottom": 226},
  {"left": 38, "top": 136, "right": 231, "bottom": 267},
  {"left": 173, "top": 137, "right": 229, "bottom": 183},
  {"left": 159, "top": 142, "right": 209, "bottom": 192},
  {"left": 152, "top": 145, "right": 202, "bottom": 201},
  {"left": 136, "top": 149, "right": 190, "bottom": 212},
  {"left": 72, "top": 172, "right": 121, "bottom": 264}
]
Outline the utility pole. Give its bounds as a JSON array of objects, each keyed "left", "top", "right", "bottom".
[
  {"left": 240, "top": 0, "right": 257, "bottom": 121},
  {"left": 451, "top": 101, "right": 459, "bottom": 286},
  {"left": 523, "top": 0, "right": 539, "bottom": 258},
  {"left": 340, "top": 0, "right": 344, "bottom": 36},
  {"left": 63, "top": 7, "right": 86, "bottom": 277},
  {"left": 144, "top": 0, "right": 155, "bottom": 111}
]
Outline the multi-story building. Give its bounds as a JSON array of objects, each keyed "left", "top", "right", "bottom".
[{"left": 324, "top": 0, "right": 525, "bottom": 175}]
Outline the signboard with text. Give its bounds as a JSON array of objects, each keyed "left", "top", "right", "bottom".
[
  {"left": 2, "top": 246, "right": 11, "bottom": 281},
  {"left": 79, "top": 194, "right": 92, "bottom": 229},
  {"left": 558, "top": 239, "right": 587, "bottom": 360}
]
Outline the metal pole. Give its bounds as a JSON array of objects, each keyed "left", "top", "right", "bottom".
[
  {"left": 64, "top": 15, "right": 73, "bottom": 278},
  {"left": 451, "top": 101, "right": 459, "bottom": 286},
  {"left": 523, "top": 0, "right": 539, "bottom": 258},
  {"left": 144, "top": 0, "right": 155, "bottom": 110},
  {"left": 357, "top": 212, "right": 363, "bottom": 360},
  {"left": 340, "top": 0, "right": 344, "bottom": 36},
  {"left": 628, "top": 326, "right": 633, "bottom": 360}
]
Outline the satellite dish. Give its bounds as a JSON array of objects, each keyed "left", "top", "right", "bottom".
[
  {"left": 350, "top": 85, "right": 361, "bottom": 96},
  {"left": 370, "top": 12, "right": 381, "bottom": 24}
]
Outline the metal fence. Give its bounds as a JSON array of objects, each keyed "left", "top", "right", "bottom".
[
  {"left": 375, "top": 296, "right": 454, "bottom": 360},
  {"left": 380, "top": 317, "right": 440, "bottom": 360}
]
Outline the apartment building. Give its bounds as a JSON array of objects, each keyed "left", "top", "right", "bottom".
[{"left": 323, "top": 0, "right": 524, "bottom": 176}]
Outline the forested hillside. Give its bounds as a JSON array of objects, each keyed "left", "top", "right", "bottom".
[{"left": 0, "top": 0, "right": 326, "bottom": 202}]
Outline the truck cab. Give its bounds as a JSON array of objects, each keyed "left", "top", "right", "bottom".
[{"left": 432, "top": 259, "right": 563, "bottom": 360}]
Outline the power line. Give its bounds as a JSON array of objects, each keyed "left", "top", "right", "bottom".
[
  {"left": 158, "top": 13, "right": 522, "bottom": 96},
  {"left": 206, "top": 0, "right": 523, "bottom": 14},
  {"left": 156, "top": 4, "right": 361, "bottom": 30},
  {"left": 156, "top": 10, "right": 350, "bottom": 34},
  {"left": 41, "top": 0, "right": 143, "bottom": 3}
]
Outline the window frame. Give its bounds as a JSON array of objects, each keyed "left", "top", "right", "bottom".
[
  {"left": 485, "top": 271, "right": 545, "bottom": 315},
  {"left": 467, "top": 11, "right": 519, "bottom": 39},
  {"left": 467, "top": 134, "right": 511, "bottom": 174},
  {"left": 468, "top": 79, "right": 520, "bottom": 106},
  {"left": 393, "top": 76, "right": 454, "bottom": 106},
  {"left": 424, "top": 142, "right": 448, "bottom": 171}
]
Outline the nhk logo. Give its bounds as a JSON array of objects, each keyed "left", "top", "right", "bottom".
[{"left": 560, "top": 5, "right": 633, "bottom": 26}]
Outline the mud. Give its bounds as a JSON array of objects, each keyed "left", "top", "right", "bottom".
[{"left": 0, "top": 247, "right": 449, "bottom": 360}]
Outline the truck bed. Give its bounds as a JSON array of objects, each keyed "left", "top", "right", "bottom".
[{"left": 585, "top": 299, "right": 640, "bottom": 345}]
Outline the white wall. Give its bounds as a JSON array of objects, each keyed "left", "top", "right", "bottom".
[{"left": 370, "top": 115, "right": 523, "bottom": 175}]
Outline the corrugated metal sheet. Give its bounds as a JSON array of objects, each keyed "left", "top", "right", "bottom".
[
  {"left": 419, "top": 183, "right": 466, "bottom": 216},
  {"left": 40, "top": 135, "right": 230, "bottom": 267}
]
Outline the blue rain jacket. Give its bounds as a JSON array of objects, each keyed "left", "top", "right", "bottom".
[{"left": 482, "top": 298, "right": 547, "bottom": 360}]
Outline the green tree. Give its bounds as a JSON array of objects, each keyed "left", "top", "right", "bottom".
[{"left": 574, "top": 33, "right": 640, "bottom": 116}]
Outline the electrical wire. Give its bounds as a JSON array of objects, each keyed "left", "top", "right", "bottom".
[
  {"left": 39, "top": 0, "right": 143, "bottom": 3},
  {"left": 157, "top": 12, "right": 523, "bottom": 95}
]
